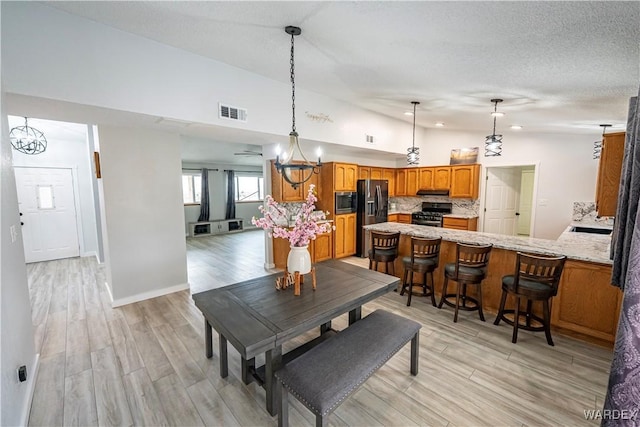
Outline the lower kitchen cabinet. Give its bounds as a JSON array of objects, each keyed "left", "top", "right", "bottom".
[
  {"left": 397, "top": 214, "right": 412, "bottom": 224},
  {"left": 335, "top": 213, "right": 356, "bottom": 258},
  {"left": 272, "top": 229, "right": 334, "bottom": 269},
  {"left": 442, "top": 217, "right": 478, "bottom": 231}
]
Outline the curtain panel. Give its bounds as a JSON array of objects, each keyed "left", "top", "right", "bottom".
[
  {"left": 603, "top": 91, "right": 640, "bottom": 425},
  {"left": 225, "top": 170, "right": 236, "bottom": 219},
  {"left": 197, "top": 168, "right": 210, "bottom": 222}
]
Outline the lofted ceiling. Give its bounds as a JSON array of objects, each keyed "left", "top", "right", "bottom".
[{"left": 7, "top": 2, "right": 640, "bottom": 165}]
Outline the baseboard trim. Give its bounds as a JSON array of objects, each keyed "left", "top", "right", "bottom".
[
  {"left": 20, "top": 353, "right": 40, "bottom": 426},
  {"left": 111, "top": 282, "right": 190, "bottom": 307}
]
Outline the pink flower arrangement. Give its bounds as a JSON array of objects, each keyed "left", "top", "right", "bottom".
[{"left": 252, "top": 184, "right": 333, "bottom": 247}]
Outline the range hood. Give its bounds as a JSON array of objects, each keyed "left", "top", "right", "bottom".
[{"left": 416, "top": 189, "right": 450, "bottom": 196}]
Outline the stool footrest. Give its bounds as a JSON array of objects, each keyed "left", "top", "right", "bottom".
[
  {"left": 495, "top": 309, "right": 546, "bottom": 332},
  {"left": 440, "top": 294, "right": 481, "bottom": 311}
]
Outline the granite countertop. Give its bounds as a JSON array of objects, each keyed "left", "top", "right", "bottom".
[
  {"left": 443, "top": 214, "right": 479, "bottom": 219},
  {"left": 388, "top": 210, "right": 414, "bottom": 215},
  {"left": 363, "top": 222, "right": 613, "bottom": 265}
]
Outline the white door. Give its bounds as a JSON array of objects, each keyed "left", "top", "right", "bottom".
[
  {"left": 517, "top": 170, "right": 535, "bottom": 235},
  {"left": 15, "top": 167, "right": 80, "bottom": 263},
  {"left": 483, "top": 168, "right": 521, "bottom": 236}
]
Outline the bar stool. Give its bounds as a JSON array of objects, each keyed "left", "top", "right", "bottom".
[
  {"left": 494, "top": 252, "right": 567, "bottom": 346},
  {"left": 368, "top": 231, "right": 400, "bottom": 275},
  {"left": 438, "top": 242, "right": 492, "bottom": 323},
  {"left": 400, "top": 237, "right": 441, "bottom": 307}
]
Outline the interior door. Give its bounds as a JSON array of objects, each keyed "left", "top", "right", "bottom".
[
  {"left": 483, "top": 168, "right": 520, "bottom": 236},
  {"left": 15, "top": 167, "right": 80, "bottom": 263},
  {"left": 517, "top": 169, "right": 535, "bottom": 235}
]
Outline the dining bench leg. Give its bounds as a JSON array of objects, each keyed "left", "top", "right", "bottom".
[
  {"left": 411, "top": 332, "right": 419, "bottom": 375},
  {"left": 219, "top": 334, "right": 228, "bottom": 378},
  {"left": 241, "top": 357, "right": 255, "bottom": 384}
]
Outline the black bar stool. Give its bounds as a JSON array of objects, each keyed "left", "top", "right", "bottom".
[
  {"left": 400, "top": 237, "right": 441, "bottom": 307},
  {"left": 494, "top": 252, "right": 567, "bottom": 346},
  {"left": 438, "top": 242, "right": 492, "bottom": 323},
  {"left": 368, "top": 231, "right": 400, "bottom": 275}
]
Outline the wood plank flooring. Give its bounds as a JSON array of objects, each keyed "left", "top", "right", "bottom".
[{"left": 27, "top": 229, "right": 612, "bottom": 426}]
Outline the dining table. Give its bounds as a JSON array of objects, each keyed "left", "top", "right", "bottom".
[{"left": 191, "top": 259, "right": 400, "bottom": 416}]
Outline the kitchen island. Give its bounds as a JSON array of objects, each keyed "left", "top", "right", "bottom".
[{"left": 364, "top": 222, "right": 621, "bottom": 345}]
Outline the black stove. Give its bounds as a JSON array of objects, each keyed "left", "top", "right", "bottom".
[{"left": 411, "top": 202, "right": 453, "bottom": 227}]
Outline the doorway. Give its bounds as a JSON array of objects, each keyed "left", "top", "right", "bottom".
[
  {"left": 482, "top": 165, "right": 536, "bottom": 236},
  {"left": 15, "top": 166, "right": 81, "bottom": 262}
]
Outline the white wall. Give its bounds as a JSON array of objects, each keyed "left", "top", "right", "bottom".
[
  {"left": 10, "top": 121, "right": 100, "bottom": 258},
  {"left": 421, "top": 129, "right": 599, "bottom": 239},
  {"left": 182, "top": 162, "right": 263, "bottom": 235},
  {"left": 98, "top": 126, "right": 188, "bottom": 305},
  {"left": 1, "top": 90, "right": 38, "bottom": 426},
  {"left": 1, "top": 2, "right": 415, "bottom": 155}
]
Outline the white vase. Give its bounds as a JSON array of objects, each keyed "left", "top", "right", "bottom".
[{"left": 287, "top": 245, "right": 311, "bottom": 274}]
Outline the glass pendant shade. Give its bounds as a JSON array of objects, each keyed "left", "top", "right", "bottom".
[
  {"left": 406, "top": 101, "right": 420, "bottom": 165},
  {"left": 484, "top": 99, "right": 503, "bottom": 157}
]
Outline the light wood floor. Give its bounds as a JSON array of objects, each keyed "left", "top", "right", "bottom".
[{"left": 27, "top": 229, "right": 612, "bottom": 426}]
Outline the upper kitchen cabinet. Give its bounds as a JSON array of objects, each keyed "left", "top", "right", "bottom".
[
  {"left": 395, "top": 168, "right": 419, "bottom": 196},
  {"left": 370, "top": 167, "right": 383, "bottom": 180},
  {"left": 358, "top": 166, "right": 371, "bottom": 180},
  {"left": 418, "top": 166, "right": 451, "bottom": 190},
  {"left": 450, "top": 164, "right": 480, "bottom": 198},
  {"left": 382, "top": 168, "right": 395, "bottom": 197},
  {"left": 334, "top": 163, "right": 358, "bottom": 191},
  {"left": 271, "top": 160, "right": 321, "bottom": 202},
  {"left": 596, "top": 132, "right": 625, "bottom": 217}
]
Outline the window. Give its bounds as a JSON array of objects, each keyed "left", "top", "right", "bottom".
[
  {"left": 182, "top": 173, "right": 201, "bottom": 204},
  {"left": 235, "top": 175, "right": 264, "bottom": 202}
]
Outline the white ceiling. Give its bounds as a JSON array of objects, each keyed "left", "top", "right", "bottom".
[{"left": 9, "top": 1, "right": 640, "bottom": 165}]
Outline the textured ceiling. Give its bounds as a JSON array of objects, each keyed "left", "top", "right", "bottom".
[{"left": 45, "top": 1, "right": 640, "bottom": 135}]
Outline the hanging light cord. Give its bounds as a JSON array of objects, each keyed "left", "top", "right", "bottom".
[
  {"left": 290, "top": 31, "right": 296, "bottom": 134},
  {"left": 491, "top": 100, "right": 498, "bottom": 137},
  {"left": 412, "top": 102, "right": 417, "bottom": 149}
]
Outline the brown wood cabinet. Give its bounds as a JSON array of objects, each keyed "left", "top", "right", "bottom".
[
  {"left": 334, "top": 163, "right": 358, "bottom": 191},
  {"left": 596, "top": 132, "right": 625, "bottom": 217},
  {"left": 395, "top": 168, "right": 408, "bottom": 196},
  {"left": 270, "top": 160, "right": 321, "bottom": 202},
  {"left": 419, "top": 166, "right": 451, "bottom": 190},
  {"left": 334, "top": 213, "right": 357, "bottom": 258},
  {"left": 382, "top": 168, "right": 395, "bottom": 197},
  {"left": 397, "top": 214, "right": 412, "bottom": 224},
  {"left": 272, "top": 229, "right": 334, "bottom": 269},
  {"left": 450, "top": 164, "right": 480, "bottom": 198},
  {"left": 358, "top": 166, "right": 371, "bottom": 180},
  {"left": 442, "top": 216, "right": 478, "bottom": 231},
  {"left": 387, "top": 213, "right": 399, "bottom": 222}
]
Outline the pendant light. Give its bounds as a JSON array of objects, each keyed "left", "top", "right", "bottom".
[
  {"left": 406, "top": 101, "right": 420, "bottom": 165},
  {"left": 274, "top": 25, "right": 322, "bottom": 189},
  {"left": 593, "top": 124, "right": 611, "bottom": 159},
  {"left": 9, "top": 117, "right": 47, "bottom": 155},
  {"left": 484, "top": 99, "right": 503, "bottom": 157}
]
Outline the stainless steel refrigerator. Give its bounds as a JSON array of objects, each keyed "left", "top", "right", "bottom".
[{"left": 356, "top": 179, "right": 389, "bottom": 257}]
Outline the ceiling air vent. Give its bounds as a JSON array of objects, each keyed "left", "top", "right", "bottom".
[
  {"left": 365, "top": 134, "right": 375, "bottom": 144},
  {"left": 219, "top": 103, "right": 247, "bottom": 122}
]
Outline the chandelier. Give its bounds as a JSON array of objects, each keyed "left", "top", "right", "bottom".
[
  {"left": 484, "top": 99, "right": 503, "bottom": 157},
  {"left": 274, "top": 26, "right": 322, "bottom": 189},
  {"left": 9, "top": 117, "right": 47, "bottom": 155},
  {"left": 407, "top": 101, "right": 420, "bottom": 165},
  {"left": 593, "top": 124, "right": 610, "bottom": 160}
]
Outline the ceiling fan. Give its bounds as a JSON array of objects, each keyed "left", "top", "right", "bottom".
[{"left": 234, "top": 150, "right": 262, "bottom": 157}]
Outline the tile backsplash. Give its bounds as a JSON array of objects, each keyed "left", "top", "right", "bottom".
[
  {"left": 390, "top": 196, "right": 479, "bottom": 216},
  {"left": 573, "top": 201, "right": 614, "bottom": 226}
]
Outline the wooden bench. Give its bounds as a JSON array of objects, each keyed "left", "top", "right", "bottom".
[{"left": 274, "top": 309, "right": 421, "bottom": 427}]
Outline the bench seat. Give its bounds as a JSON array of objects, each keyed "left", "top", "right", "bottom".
[{"left": 274, "top": 309, "right": 421, "bottom": 427}]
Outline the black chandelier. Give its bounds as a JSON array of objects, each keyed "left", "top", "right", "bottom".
[
  {"left": 484, "top": 98, "right": 503, "bottom": 157},
  {"left": 274, "top": 26, "right": 322, "bottom": 189},
  {"left": 593, "top": 124, "right": 610, "bottom": 160},
  {"left": 407, "top": 101, "right": 420, "bottom": 165},
  {"left": 9, "top": 117, "right": 47, "bottom": 155}
]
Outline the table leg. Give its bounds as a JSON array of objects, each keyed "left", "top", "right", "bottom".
[
  {"left": 349, "top": 306, "right": 362, "bottom": 325},
  {"left": 320, "top": 321, "right": 332, "bottom": 334},
  {"left": 265, "top": 345, "right": 283, "bottom": 416},
  {"left": 219, "top": 334, "right": 228, "bottom": 378},
  {"left": 294, "top": 272, "right": 301, "bottom": 296},
  {"left": 205, "top": 318, "right": 213, "bottom": 359},
  {"left": 241, "top": 357, "right": 255, "bottom": 385}
]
